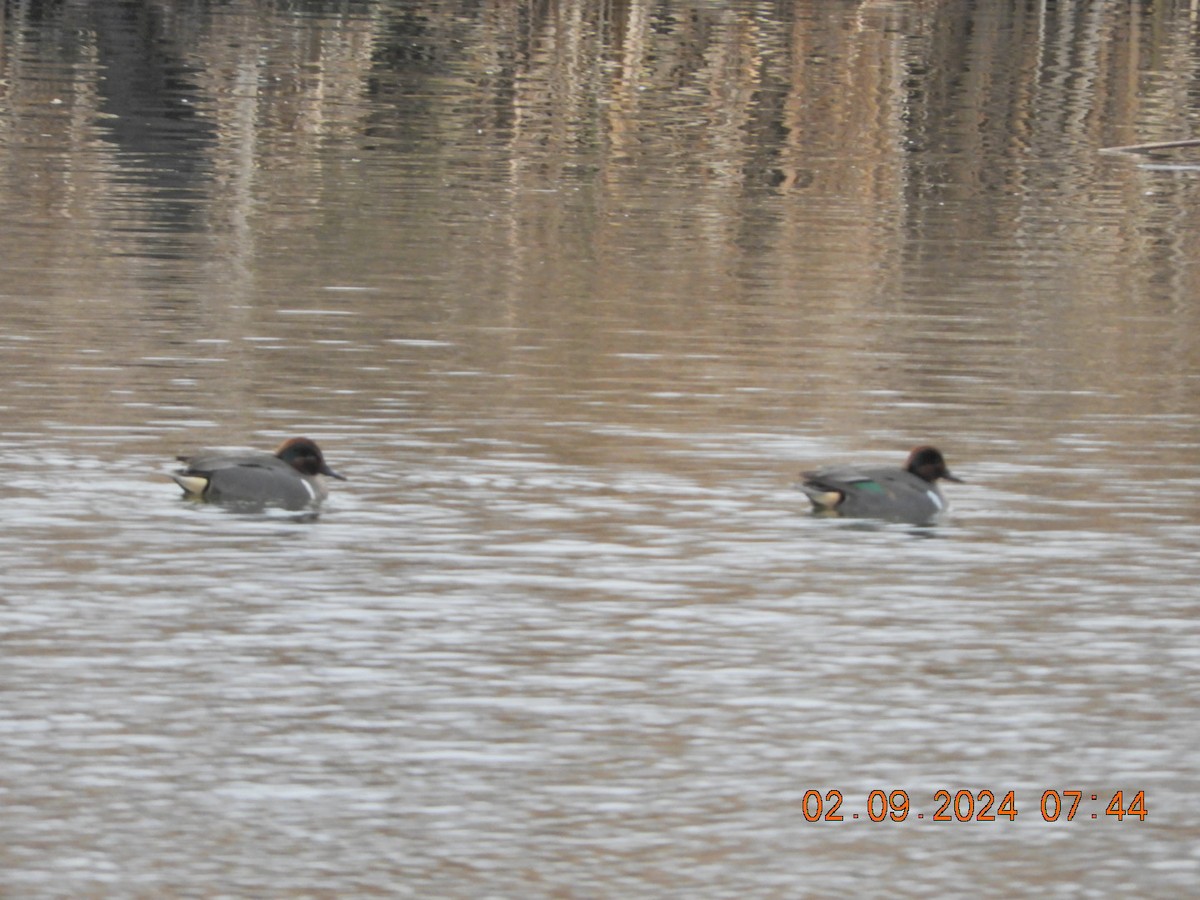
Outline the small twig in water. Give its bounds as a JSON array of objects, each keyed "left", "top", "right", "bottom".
[{"left": 1099, "top": 138, "right": 1200, "bottom": 155}]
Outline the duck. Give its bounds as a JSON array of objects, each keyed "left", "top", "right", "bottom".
[
  {"left": 171, "top": 437, "right": 346, "bottom": 510},
  {"left": 798, "top": 445, "right": 962, "bottom": 525}
]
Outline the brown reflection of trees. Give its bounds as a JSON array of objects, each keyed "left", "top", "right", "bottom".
[
  {"left": 2, "top": 0, "right": 1199, "bottom": 415},
  {"left": 4, "top": 2, "right": 1199, "bottom": 239}
]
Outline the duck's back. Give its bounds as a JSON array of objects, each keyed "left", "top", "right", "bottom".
[
  {"left": 174, "top": 452, "right": 319, "bottom": 509},
  {"left": 800, "top": 465, "right": 945, "bottom": 524}
]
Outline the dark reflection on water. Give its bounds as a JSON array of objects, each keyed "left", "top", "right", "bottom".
[{"left": 2, "top": 0, "right": 1200, "bottom": 895}]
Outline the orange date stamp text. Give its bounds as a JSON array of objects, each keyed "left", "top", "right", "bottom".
[{"left": 802, "top": 789, "right": 1147, "bottom": 823}]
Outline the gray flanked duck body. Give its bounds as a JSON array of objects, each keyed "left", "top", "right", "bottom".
[
  {"left": 171, "top": 437, "right": 346, "bottom": 510},
  {"left": 799, "top": 446, "right": 962, "bottom": 525}
]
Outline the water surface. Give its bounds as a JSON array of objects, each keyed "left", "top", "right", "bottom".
[{"left": 2, "top": 0, "right": 1199, "bottom": 895}]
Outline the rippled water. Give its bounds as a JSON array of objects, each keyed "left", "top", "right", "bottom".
[{"left": 2, "top": 0, "right": 1200, "bottom": 896}]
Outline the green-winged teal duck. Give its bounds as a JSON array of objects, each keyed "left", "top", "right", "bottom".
[
  {"left": 799, "top": 446, "right": 962, "bottom": 525},
  {"left": 171, "top": 437, "right": 345, "bottom": 510}
]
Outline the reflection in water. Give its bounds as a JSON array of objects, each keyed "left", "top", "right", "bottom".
[
  {"left": 90, "top": 2, "right": 217, "bottom": 243},
  {"left": 2, "top": 0, "right": 1200, "bottom": 895}
]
